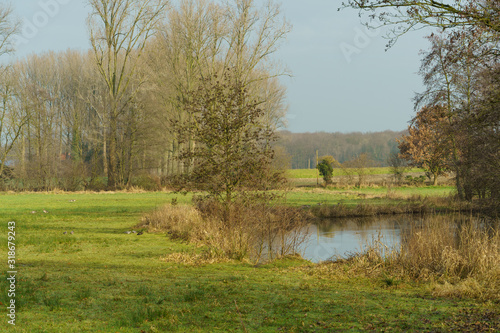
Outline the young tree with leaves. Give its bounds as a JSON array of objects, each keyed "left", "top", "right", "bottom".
[
  {"left": 317, "top": 155, "right": 338, "bottom": 185},
  {"left": 173, "top": 68, "right": 283, "bottom": 224}
]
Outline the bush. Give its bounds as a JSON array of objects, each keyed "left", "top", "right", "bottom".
[
  {"left": 139, "top": 200, "right": 312, "bottom": 263},
  {"left": 130, "top": 174, "right": 162, "bottom": 191},
  {"left": 405, "top": 175, "right": 426, "bottom": 186},
  {"left": 317, "top": 159, "right": 333, "bottom": 184}
]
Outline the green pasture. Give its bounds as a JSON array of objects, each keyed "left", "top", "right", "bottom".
[
  {"left": 284, "top": 186, "right": 455, "bottom": 207},
  {"left": 0, "top": 191, "right": 495, "bottom": 332},
  {"left": 286, "top": 167, "right": 425, "bottom": 179}
]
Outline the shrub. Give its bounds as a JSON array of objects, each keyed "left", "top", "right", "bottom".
[
  {"left": 405, "top": 175, "right": 426, "bottom": 186},
  {"left": 139, "top": 201, "right": 312, "bottom": 263},
  {"left": 130, "top": 174, "right": 162, "bottom": 191},
  {"left": 317, "top": 156, "right": 336, "bottom": 184}
]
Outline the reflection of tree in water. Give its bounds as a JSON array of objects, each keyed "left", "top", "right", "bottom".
[
  {"left": 300, "top": 214, "right": 495, "bottom": 262},
  {"left": 315, "top": 216, "right": 405, "bottom": 242}
]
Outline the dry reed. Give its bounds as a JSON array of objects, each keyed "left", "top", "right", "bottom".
[
  {"left": 139, "top": 201, "right": 312, "bottom": 263},
  {"left": 307, "top": 215, "right": 499, "bottom": 300}
]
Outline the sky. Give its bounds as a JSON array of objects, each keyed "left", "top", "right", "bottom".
[{"left": 6, "top": 0, "right": 432, "bottom": 133}]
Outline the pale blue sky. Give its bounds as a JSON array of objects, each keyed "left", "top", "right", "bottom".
[{"left": 7, "top": 0, "right": 430, "bottom": 133}]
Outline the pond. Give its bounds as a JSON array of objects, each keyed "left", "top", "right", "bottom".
[
  {"left": 258, "top": 213, "right": 498, "bottom": 263},
  {"left": 300, "top": 215, "right": 422, "bottom": 263}
]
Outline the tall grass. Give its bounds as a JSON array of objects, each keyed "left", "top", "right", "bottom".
[
  {"left": 391, "top": 216, "right": 500, "bottom": 299},
  {"left": 317, "top": 215, "right": 500, "bottom": 300},
  {"left": 138, "top": 200, "right": 312, "bottom": 263},
  {"left": 397, "top": 217, "right": 499, "bottom": 281}
]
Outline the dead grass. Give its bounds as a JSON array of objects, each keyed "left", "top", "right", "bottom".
[
  {"left": 159, "top": 252, "right": 233, "bottom": 266},
  {"left": 397, "top": 217, "right": 499, "bottom": 282},
  {"left": 139, "top": 201, "right": 312, "bottom": 263},
  {"left": 310, "top": 193, "right": 475, "bottom": 218},
  {"left": 139, "top": 204, "right": 206, "bottom": 241},
  {"left": 311, "top": 202, "right": 434, "bottom": 218},
  {"left": 306, "top": 215, "right": 500, "bottom": 300}
]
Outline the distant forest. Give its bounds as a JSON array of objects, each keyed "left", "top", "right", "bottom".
[{"left": 277, "top": 130, "right": 406, "bottom": 169}]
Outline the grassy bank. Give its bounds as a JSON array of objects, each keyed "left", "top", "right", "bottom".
[
  {"left": 284, "top": 186, "right": 462, "bottom": 217},
  {"left": 286, "top": 168, "right": 425, "bottom": 179},
  {"left": 0, "top": 192, "right": 498, "bottom": 332}
]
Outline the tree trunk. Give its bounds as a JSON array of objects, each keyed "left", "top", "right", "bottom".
[
  {"left": 107, "top": 115, "right": 117, "bottom": 189},
  {"left": 103, "top": 125, "right": 108, "bottom": 175}
]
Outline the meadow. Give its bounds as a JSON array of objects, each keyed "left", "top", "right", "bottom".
[
  {"left": 0, "top": 190, "right": 498, "bottom": 332},
  {"left": 286, "top": 168, "right": 425, "bottom": 179}
]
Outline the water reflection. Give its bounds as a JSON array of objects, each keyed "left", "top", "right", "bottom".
[{"left": 301, "top": 216, "right": 418, "bottom": 263}]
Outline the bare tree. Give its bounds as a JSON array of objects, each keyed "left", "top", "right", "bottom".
[
  {"left": 0, "top": 4, "right": 19, "bottom": 57},
  {"left": 146, "top": 0, "right": 290, "bottom": 179},
  {"left": 0, "top": 4, "right": 21, "bottom": 180},
  {"left": 0, "top": 67, "right": 28, "bottom": 180},
  {"left": 343, "top": 153, "right": 376, "bottom": 187},
  {"left": 87, "top": 0, "right": 168, "bottom": 188},
  {"left": 223, "top": 0, "right": 291, "bottom": 85},
  {"left": 387, "top": 151, "right": 409, "bottom": 186},
  {"left": 343, "top": 0, "right": 500, "bottom": 47}
]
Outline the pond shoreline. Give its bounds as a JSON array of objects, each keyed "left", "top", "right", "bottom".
[{"left": 303, "top": 201, "right": 488, "bottom": 219}]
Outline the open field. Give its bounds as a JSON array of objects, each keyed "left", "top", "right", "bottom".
[
  {"left": 1, "top": 191, "right": 498, "bottom": 332},
  {"left": 286, "top": 168, "right": 425, "bottom": 179},
  {"left": 284, "top": 186, "right": 455, "bottom": 207},
  {"left": 285, "top": 168, "right": 445, "bottom": 188}
]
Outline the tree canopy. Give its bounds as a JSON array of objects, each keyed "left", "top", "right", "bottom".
[
  {"left": 398, "top": 105, "right": 450, "bottom": 186},
  {"left": 343, "top": 0, "right": 500, "bottom": 47}
]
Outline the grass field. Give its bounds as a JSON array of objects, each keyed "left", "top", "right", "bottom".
[
  {"left": 284, "top": 186, "right": 455, "bottom": 207},
  {"left": 0, "top": 191, "right": 497, "bottom": 332},
  {"left": 286, "top": 168, "right": 425, "bottom": 179}
]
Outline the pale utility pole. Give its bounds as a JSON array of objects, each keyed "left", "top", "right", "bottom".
[{"left": 316, "top": 150, "right": 319, "bottom": 186}]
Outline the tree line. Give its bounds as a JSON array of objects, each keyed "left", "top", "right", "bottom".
[
  {"left": 277, "top": 130, "right": 404, "bottom": 169},
  {"left": 0, "top": 0, "right": 289, "bottom": 191}
]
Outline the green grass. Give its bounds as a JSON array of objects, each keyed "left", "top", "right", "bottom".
[
  {"left": 286, "top": 167, "right": 425, "bottom": 179},
  {"left": 284, "top": 186, "right": 455, "bottom": 207},
  {"left": 0, "top": 191, "right": 496, "bottom": 332}
]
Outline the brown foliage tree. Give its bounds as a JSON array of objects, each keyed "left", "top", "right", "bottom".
[{"left": 398, "top": 105, "right": 451, "bottom": 186}]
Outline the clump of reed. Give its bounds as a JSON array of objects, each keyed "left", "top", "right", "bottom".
[
  {"left": 139, "top": 204, "right": 207, "bottom": 242},
  {"left": 394, "top": 216, "right": 500, "bottom": 299},
  {"left": 310, "top": 215, "right": 499, "bottom": 300},
  {"left": 139, "top": 199, "right": 312, "bottom": 263}
]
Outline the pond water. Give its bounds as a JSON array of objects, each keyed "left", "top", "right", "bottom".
[
  {"left": 259, "top": 213, "right": 497, "bottom": 263},
  {"left": 299, "top": 215, "right": 418, "bottom": 263}
]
